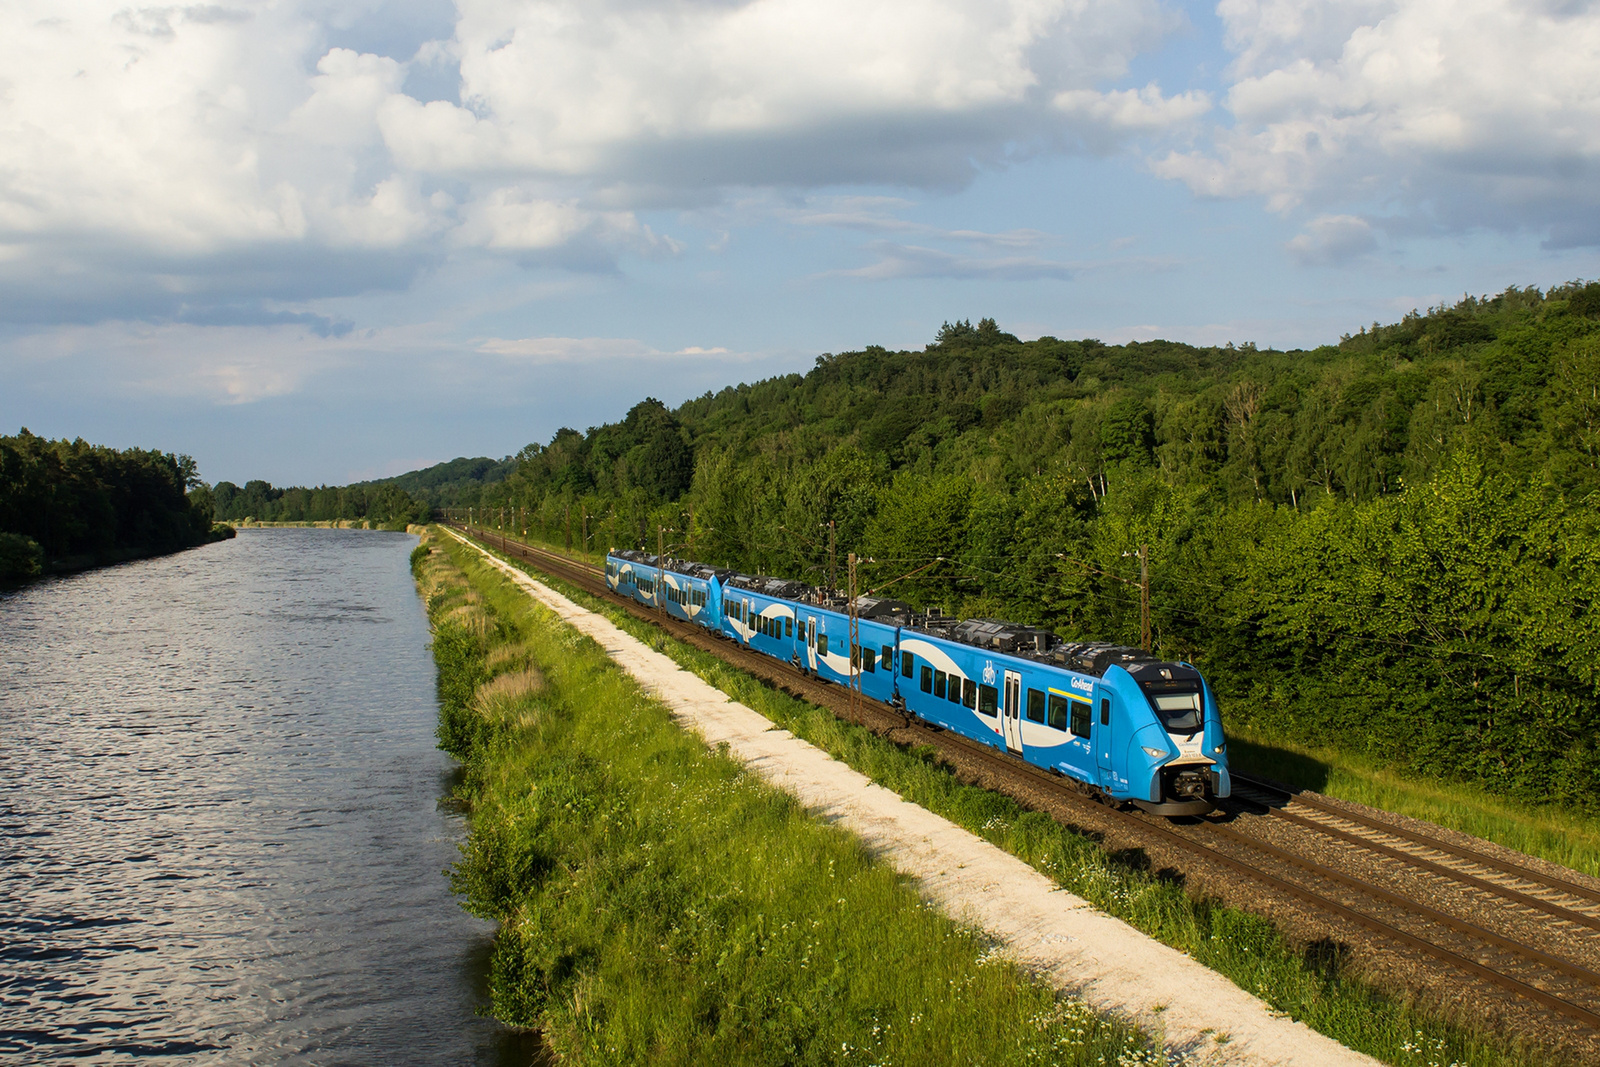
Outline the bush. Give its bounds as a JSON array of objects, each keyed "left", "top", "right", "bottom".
[{"left": 0, "top": 532, "right": 44, "bottom": 583}]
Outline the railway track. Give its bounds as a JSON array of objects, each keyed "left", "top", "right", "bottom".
[{"left": 450, "top": 524, "right": 1600, "bottom": 1047}]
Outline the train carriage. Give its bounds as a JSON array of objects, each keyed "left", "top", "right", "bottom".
[
  {"left": 607, "top": 551, "right": 726, "bottom": 626},
  {"left": 605, "top": 549, "right": 660, "bottom": 610},
  {"left": 793, "top": 597, "right": 905, "bottom": 707},
  {"left": 904, "top": 618, "right": 1229, "bottom": 814},
  {"left": 720, "top": 575, "right": 803, "bottom": 660}
]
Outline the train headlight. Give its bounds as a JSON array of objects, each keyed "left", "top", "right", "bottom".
[
  {"left": 1141, "top": 746, "right": 1167, "bottom": 759},
  {"left": 1213, "top": 742, "right": 1226, "bottom": 754}
]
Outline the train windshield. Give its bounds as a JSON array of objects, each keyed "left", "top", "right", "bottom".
[{"left": 1149, "top": 691, "right": 1204, "bottom": 733}]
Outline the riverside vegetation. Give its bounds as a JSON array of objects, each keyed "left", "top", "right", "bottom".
[
  {"left": 463, "top": 284, "right": 1600, "bottom": 815},
  {"left": 475, "top": 529, "right": 1562, "bottom": 1067},
  {"left": 0, "top": 428, "right": 231, "bottom": 584},
  {"left": 412, "top": 528, "right": 1158, "bottom": 1065}
]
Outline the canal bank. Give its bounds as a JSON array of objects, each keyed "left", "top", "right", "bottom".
[
  {"left": 438, "top": 526, "right": 1383, "bottom": 1067},
  {"left": 419, "top": 528, "right": 1156, "bottom": 1064}
]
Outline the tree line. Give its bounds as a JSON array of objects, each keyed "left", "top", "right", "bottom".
[
  {"left": 471, "top": 287, "right": 1600, "bottom": 808},
  {"left": 205, "top": 479, "right": 430, "bottom": 528},
  {"left": 0, "top": 429, "right": 227, "bottom": 583}
]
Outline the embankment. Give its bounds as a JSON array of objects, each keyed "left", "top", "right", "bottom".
[{"left": 412, "top": 529, "right": 1150, "bottom": 1064}]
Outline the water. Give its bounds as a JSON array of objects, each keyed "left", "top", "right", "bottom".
[{"left": 0, "top": 529, "right": 540, "bottom": 1065}]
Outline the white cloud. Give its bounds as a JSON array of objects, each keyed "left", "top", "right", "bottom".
[
  {"left": 8, "top": 321, "right": 356, "bottom": 404},
  {"left": 1156, "top": 0, "right": 1600, "bottom": 244},
  {"left": 478, "top": 335, "right": 738, "bottom": 362},
  {"left": 1286, "top": 214, "right": 1377, "bottom": 265},
  {"left": 0, "top": 0, "right": 1208, "bottom": 326},
  {"left": 828, "top": 242, "right": 1083, "bottom": 281},
  {"left": 1053, "top": 83, "right": 1212, "bottom": 138}
]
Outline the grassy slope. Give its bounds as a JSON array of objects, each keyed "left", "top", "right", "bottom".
[
  {"left": 470, "top": 530, "right": 1568, "bottom": 1067},
  {"left": 1229, "top": 729, "right": 1600, "bottom": 879},
  {"left": 416, "top": 531, "right": 1152, "bottom": 1065}
]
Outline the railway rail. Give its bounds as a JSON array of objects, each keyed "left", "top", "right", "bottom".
[{"left": 449, "top": 524, "right": 1600, "bottom": 1049}]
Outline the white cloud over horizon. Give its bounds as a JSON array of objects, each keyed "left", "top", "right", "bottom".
[{"left": 2, "top": 0, "right": 1597, "bottom": 484}]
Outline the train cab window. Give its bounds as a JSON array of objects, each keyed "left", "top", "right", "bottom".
[
  {"left": 1026, "top": 689, "right": 1046, "bottom": 724},
  {"left": 963, "top": 679, "right": 976, "bottom": 709},
  {"left": 1100, "top": 698, "right": 1110, "bottom": 726},
  {"left": 1047, "top": 694, "right": 1070, "bottom": 732},
  {"left": 947, "top": 676, "right": 962, "bottom": 705},
  {"left": 933, "top": 670, "right": 946, "bottom": 699},
  {"left": 881, "top": 645, "right": 893, "bottom": 669},
  {"left": 902, "top": 652, "right": 914, "bottom": 678},
  {"left": 786, "top": 618, "right": 793, "bottom": 638},
  {"left": 1070, "top": 700, "right": 1092, "bottom": 739},
  {"left": 978, "top": 684, "right": 999, "bottom": 717},
  {"left": 920, "top": 665, "right": 932, "bottom": 693}
]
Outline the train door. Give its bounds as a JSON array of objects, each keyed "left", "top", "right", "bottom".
[
  {"left": 1095, "top": 692, "right": 1115, "bottom": 786},
  {"left": 1002, "top": 671, "right": 1023, "bottom": 754}
]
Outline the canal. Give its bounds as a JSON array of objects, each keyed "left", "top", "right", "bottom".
[{"left": 0, "top": 528, "right": 539, "bottom": 1064}]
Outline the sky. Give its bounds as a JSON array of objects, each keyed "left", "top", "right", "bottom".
[{"left": 2, "top": 0, "right": 1598, "bottom": 486}]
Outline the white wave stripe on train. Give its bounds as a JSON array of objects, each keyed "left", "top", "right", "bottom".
[
  {"left": 900, "top": 637, "right": 1002, "bottom": 742},
  {"left": 448, "top": 528, "right": 1379, "bottom": 1067}
]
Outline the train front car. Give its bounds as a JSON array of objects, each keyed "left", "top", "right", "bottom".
[
  {"left": 1067, "top": 646, "right": 1231, "bottom": 816},
  {"left": 898, "top": 618, "right": 1231, "bottom": 816}
]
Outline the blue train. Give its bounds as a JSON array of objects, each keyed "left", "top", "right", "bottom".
[{"left": 604, "top": 548, "right": 1230, "bottom": 815}]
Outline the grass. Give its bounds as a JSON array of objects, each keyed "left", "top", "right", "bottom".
[
  {"left": 1226, "top": 728, "right": 1600, "bottom": 879},
  {"left": 466, "top": 528, "right": 1573, "bottom": 1067},
  {"left": 415, "top": 530, "right": 1155, "bottom": 1065}
]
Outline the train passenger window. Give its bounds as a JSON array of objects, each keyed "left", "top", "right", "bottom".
[
  {"left": 1070, "top": 700, "right": 1091, "bottom": 739},
  {"left": 1048, "top": 694, "right": 1070, "bottom": 732},
  {"left": 920, "top": 665, "right": 932, "bottom": 693},
  {"left": 818, "top": 634, "right": 829, "bottom": 656},
  {"left": 933, "top": 670, "right": 946, "bottom": 699},
  {"left": 850, "top": 645, "right": 859, "bottom": 668},
  {"left": 978, "top": 684, "right": 998, "bottom": 717},
  {"left": 786, "top": 618, "right": 793, "bottom": 638},
  {"left": 1100, "top": 698, "right": 1110, "bottom": 726},
  {"left": 1026, "top": 689, "right": 1045, "bottom": 724},
  {"left": 881, "top": 645, "right": 893, "bottom": 668},
  {"left": 902, "top": 652, "right": 914, "bottom": 678},
  {"left": 863, "top": 650, "right": 875, "bottom": 673},
  {"left": 947, "top": 676, "right": 962, "bottom": 705},
  {"left": 963, "top": 679, "right": 976, "bottom": 709}
]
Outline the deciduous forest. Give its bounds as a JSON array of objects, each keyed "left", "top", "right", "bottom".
[
  {"left": 0, "top": 430, "right": 226, "bottom": 583},
  {"left": 472, "top": 282, "right": 1600, "bottom": 808}
]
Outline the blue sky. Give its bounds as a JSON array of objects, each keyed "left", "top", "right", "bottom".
[{"left": 2, "top": 0, "right": 1596, "bottom": 485}]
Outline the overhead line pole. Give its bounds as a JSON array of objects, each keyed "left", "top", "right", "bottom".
[
  {"left": 1140, "top": 543, "right": 1151, "bottom": 652},
  {"left": 847, "top": 552, "right": 860, "bottom": 720}
]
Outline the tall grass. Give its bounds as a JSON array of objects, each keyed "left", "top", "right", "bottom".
[
  {"left": 416, "top": 530, "right": 1154, "bottom": 1065},
  {"left": 474, "top": 533, "right": 1569, "bottom": 1067}
]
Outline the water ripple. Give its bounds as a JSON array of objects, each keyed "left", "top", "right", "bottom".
[{"left": 0, "top": 530, "right": 542, "bottom": 1065}]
